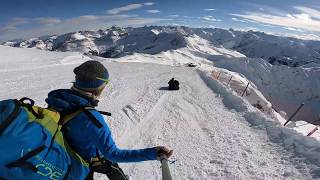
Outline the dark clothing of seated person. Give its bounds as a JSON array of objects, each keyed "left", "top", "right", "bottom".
[{"left": 168, "top": 78, "right": 179, "bottom": 90}]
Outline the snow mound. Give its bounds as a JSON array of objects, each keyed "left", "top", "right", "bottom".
[
  {"left": 200, "top": 71, "right": 320, "bottom": 178},
  {"left": 209, "top": 56, "right": 320, "bottom": 123}
]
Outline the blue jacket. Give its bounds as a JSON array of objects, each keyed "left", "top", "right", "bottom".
[{"left": 45, "top": 89, "right": 157, "bottom": 162}]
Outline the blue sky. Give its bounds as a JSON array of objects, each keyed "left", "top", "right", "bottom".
[{"left": 1, "top": 0, "right": 320, "bottom": 42}]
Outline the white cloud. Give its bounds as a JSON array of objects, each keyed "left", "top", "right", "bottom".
[
  {"left": 260, "top": 23, "right": 276, "bottom": 27},
  {"left": 144, "top": 2, "right": 155, "bottom": 6},
  {"left": 0, "top": 14, "right": 169, "bottom": 42},
  {"left": 169, "top": 14, "right": 180, "bottom": 17},
  {"left": 294, "top": 6, "right": 320, "bottom": 20},
  {"left": 204, "top": 9, "right": 216, "bottom": 11},
  {"left": 0, "top": 26, "right": 16, "bottom": 33},
  {"left": 107, "top": 4, "right": 144, "bottom": 15},
  {"left": 106, "top": 2, "right": 156, "bottom": 15},
  {"left": 231, "top": 17, "right": 248, "bottom": 23},
  {"left": 292, "top": 13, "right": 311, "bottom": 21},
  {"left": 183, "top": 15, "right": 190, "bottom": 18},
  {"left": 283, "top": 33, "right": 320, "bottom": 40},
  {"left": 147, "top": 10, "right": 160, "bottom": 14},
  {"left": 231, "top": 7, "right": 320, "bottom": 32},
  {"left": 0, "top": 18, "right": 28, "bottom": 33},
  {"left": 33, "top": 17, "right": 61, "bottom": 26},
  {"left": 283, "top": 27, "right": 303, "bottom": 32},
  {"left": 76, "top": 15, "right": 100, "bottom": 21},
  {"left": 202, "top": 16, "right": 220, "bottom": 22},
  {"left": 8, "top": 17, "right": 29, "bottom": 26}
]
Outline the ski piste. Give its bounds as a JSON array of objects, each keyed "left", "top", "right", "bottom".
[{"left": 2, "top": 33, "right": 320, "bottom": 179}]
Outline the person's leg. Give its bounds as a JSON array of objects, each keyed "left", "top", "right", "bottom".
[
  {"left": 105, "top": 162, "right": 129, "bottom": 180},
  {"left": 84, "top": 170, "right": 94, "bottom": 180},
  {"left": 86, "top": 159, "right": 129, "bottom": 180}
]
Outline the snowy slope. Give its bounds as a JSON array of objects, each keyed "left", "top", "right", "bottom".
[
  {"left": 100, "top": 44, "right": 320, "bottom": 126},
  {"left": 2, "top": 46, "right": 320, "bottom": 179}
]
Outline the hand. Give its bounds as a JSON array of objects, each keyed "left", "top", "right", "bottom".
[{"left": 156, "top": 146, "right": 173, "bottom": 160}]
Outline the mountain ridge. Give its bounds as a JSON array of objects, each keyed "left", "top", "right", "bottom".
[{"left": 3, "top": 26, "right": 320, "bottom": 67}]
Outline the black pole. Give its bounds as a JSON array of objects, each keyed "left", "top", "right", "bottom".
[
  {"left": 307, "top": 127, "right": 318, "bottom": 136},
  {"left": 227, "top": 76, "right": 233, "bottom": 86},
  {"left": 241, "top": 82, "right": 250, "bottom": 97},
  {"left": 283, "top": 103, "right": 305, "bottom": 126},
  {"left": 98, "top": 110, "right": 112, "bottom": 116}
]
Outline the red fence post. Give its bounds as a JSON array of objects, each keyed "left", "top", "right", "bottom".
[
  {"left": 211, "top": 71, "right": 217, "bottom": 79},
  {"left": 307, "top": 127, "right": 318, "bottom": 136},
  {"left": 283, "top": 103, "right": 305, "bottom": 126},
  {"left": 216, "top": 72, "right": 221, "bottom": 80},
  {"left": 241, "top": 82, "right": 250, "bottom": 97}
]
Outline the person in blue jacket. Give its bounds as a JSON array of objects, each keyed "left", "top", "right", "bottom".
[{"left": 45, "top": 60, "right": 173, "bottom": 180}]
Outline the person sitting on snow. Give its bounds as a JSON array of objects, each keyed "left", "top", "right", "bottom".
[
  {"left": 45, "top": 60, "right": 173, "bottom": 180},
  {"left": 168, "top": 78, "right": 180, "bottom": 90}
]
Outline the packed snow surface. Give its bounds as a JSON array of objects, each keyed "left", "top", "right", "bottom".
[{"left": 2, "top": 46, "right": 320, "bottom": 180}]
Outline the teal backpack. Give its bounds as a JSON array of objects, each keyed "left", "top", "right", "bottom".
[{"left": 0, "top": 97, "right": 90, "bottom": 180}]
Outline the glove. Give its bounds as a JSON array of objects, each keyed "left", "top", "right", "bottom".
[{"left": 155, "top": 146, "right": 173, "bottom": 160}]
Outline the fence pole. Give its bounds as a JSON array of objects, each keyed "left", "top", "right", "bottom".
[
  {"left": 227, "top": 76, "right": 233, "bottom": 86},
  {"left": 283, "top": 103, "right": 305, "bottom": 126},
  {"left": 216, "top": 72, "right": 221, "bottom": 80},
  {"left": 241, "top": 82, "right": 250, "bottom": 97},
  {"left": 271, "top": 106, "right": 279, "bottom": 113},
  {"left": 307, "top": 127, "right": 318, "bottom": 136},
  {"left": 211, "top": 71, "right": 216, "bottom": 79}
]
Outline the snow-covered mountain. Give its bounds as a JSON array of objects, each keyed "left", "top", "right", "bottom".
[{"left": 4, "top": 26, "right": 320, "bottom": 67}]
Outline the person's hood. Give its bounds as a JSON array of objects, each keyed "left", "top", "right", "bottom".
[{"left": 45, "top": 89, "right": 97, "bottom": 112}]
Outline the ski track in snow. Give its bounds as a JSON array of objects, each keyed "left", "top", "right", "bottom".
[{"left": 0, "top": 46, "right": 319, "bottom": 180}]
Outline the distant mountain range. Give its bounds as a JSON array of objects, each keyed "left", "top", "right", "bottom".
[{"left": 3, "top": 26, "right": 320, "bottom": 67}]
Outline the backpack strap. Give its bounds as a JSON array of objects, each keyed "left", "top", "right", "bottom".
[
  {"left": 62, "top": 165, "right": 72, "bottom": 180},
  {"left": 6, "top": 145, "right": 46, "bottom": 172},
  {"left": 0, "top": 100, "right": 20, "bottom": 135},
  {"left": 60, "top": 107, "right": 110, "bottom": 129},
  {"left": 82, "top": 107, "right": 103, "bottom": 128},
  {"left": 19, "top": 97, "right": 43, "bottom": 119},
  {"left": 59, "top": 109, "right": 84, "bottom": 126}
]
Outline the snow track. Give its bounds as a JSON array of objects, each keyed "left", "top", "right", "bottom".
[{"left": 95, "top": 62, "right": 316, "bottom": 180}]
